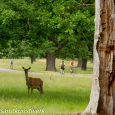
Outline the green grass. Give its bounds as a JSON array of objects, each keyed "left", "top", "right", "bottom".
[
  {"left": 0, "top": 58, "right": 93, "bottom": 74},
  {"left": 0, "top": 71, "right": 92, "bottom": 115}
]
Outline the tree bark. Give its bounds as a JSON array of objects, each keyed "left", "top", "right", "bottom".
[
  {"left": 76, "top": 59, "right": 82, "bottom": 68},
  {"left": 0, "top": 54, "right": 2, "bottom": 59},
  {"left": 91, "top": 58, "right": 93, "bottom": 64},
  {"left": 30, "top": 55, "right": 34, "bottom": 64},
  {"left": 33, "top": 56, "right": 36, "bottom": 62},
  {"left": 82, "top": 0, "right": 115, "bottom": 115},
  {"left": 46, "top": 51, "right": 57, "bottom": 71},
  {"left": 81, "top": 59, "right": 87, "bottom": 70}
]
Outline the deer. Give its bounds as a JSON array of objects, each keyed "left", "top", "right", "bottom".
[{"left": 22, "top": 67, "right": 44, "bottom": 94}]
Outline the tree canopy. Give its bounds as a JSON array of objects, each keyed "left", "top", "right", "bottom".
[{"left": 0, "top": 0, "right": 95, "bottom": 70}]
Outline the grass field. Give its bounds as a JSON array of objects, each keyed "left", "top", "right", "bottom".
[
  {"left": 0, "top": 71, "right": 92, "bottom": 115},
  {"left": 0, "top": 58, "right": 92, "bottom": 114},
  {"left": 0, "top": 58, "right": 93, "bottom": 74}
]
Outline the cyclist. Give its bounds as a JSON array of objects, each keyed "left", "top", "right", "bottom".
[
  {"left": 59, "top": 60, "right": 65, "bottom": 74},
  {"left": 70, "top": 60, "right": 75, "bottom": 73},
  {"left": 10, "top": 59, "right": 13, "bottom": 69}
]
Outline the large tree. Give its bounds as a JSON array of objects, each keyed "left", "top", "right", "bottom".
[
  {"left": 0, "top": 0, "right": 95, "bottom": 71},
  {"left": 83, "top": 0, "right": 115, "bottom": 114},
  {"left": 37, "top": 0, "right": 95, "bottom": 71}
]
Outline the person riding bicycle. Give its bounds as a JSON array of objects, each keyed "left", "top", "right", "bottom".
[
  {"left": 70, "top": 60, "right": 75, "bottom": 73},
  {"left": 59, "top": 60, "right": 65, "bottom": 74},
  {"left": 10, "top": 59, "right": 13, "bottom": 69}
]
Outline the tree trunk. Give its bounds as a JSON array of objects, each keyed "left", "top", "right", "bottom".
[
  {"left": 30, "top": 56, "right": 34, "bottom": 64},
  {"left": 0, "top": 54, "right": 2, "bottom": 59},
  {"left": 46, "top": 51, "right": 57, "bottom": 71},
  {"left": 33, "top": 57, "right": 36, "bottom": 62},
  {"left": 76, "top": 59, "right": 82, "bottom": 68},
  {"left": 82, "top": 0, "right": 115, "bottom": 115},
  {"left": 81, "top": 59, "right": 87, "bottom": 70},
  {"left": 91, "top": 58, "right": 93, "bottom": 64}
]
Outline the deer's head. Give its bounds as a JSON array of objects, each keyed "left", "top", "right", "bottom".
[{"left": 22, "top": 67, "right": 31, "bottom": 72}]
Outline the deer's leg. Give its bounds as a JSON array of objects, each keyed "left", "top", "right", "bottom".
[
  {"left": 37, "top": 87, "right": 42, "bottom": 94},
  {"left": 28, "top": 87, "right": 30, "bottom": 94},
  {"left": 37, "top": 88, "right": 40, "bottom": 91},
  {"left": 37, "top": 87, "right": 42, "bottom": 93},
  {"left": 31, "top": 88, "right": 33, "bottom": 95},
  {"left": 40, "top": 85, "right": 44, "bottom": 94}
]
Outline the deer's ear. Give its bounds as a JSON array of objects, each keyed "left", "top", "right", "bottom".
[
  {"left": 28, "top": 67, "right": 31, "bottom": 70},
  {"left": 22, "top": 67, "right": 25, "bottom": 69}
]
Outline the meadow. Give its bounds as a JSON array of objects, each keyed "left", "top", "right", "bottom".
[{"left": 0, "top": 58, "right": 93, "bottom": 115}]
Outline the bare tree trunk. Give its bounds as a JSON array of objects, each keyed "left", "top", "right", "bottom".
[
  {"left": 46, "top": 51, "right": 57, "bottom": 71},
  {"left": 76, "top": 59, "right": 82, "bottom": 68},
  {"left": 30, "top": 55, "right": 34, "bottom": 64},
  {"left": 83, "top": 0, "right": 115, "bottom": 114},
  {"left": 0, "top": 54, "right": 2, "bottom": 59},
  {"left": 91, "top": 58, "right": 93, "bottom": 64},
  {"left": 33, "top": 57, "right": 36, "bottom": 62},
  {"left": 81, "top": 59, "right": 87, "bottom": 70}
]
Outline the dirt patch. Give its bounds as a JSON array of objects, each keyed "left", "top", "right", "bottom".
[{"left": 38, "top": 59, "right": 46, "bottom": 63}]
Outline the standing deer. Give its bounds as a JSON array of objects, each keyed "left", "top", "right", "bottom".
[{"left": 22, "top": 67, "right": 44, "bottom": 94}]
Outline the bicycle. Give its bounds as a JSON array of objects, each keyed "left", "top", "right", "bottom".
[
  {"left": 70, "top": 66, "right": 74, "bottom": 74},
  {"left": 59, "top": 66, "right": 65, "bottom": 75},
  {"left": 10, "top": 59, "right": 13, "bottom": 69},
  {"left": 60, "top": 69, "right": 64, "bottom": 75},
  {"left": 10, "top": 64, "right": 13, "bottom": 69}
]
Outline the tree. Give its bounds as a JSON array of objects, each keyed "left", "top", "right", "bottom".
[
  {"left": 0, "top": 0, "right": 45, "bottom": 61},
  {"left": 83, "top": 0, "right": 115, "bottom": 114},
  {"left": 0, "top": 0, "right": 95, "bottom": 71},
  {"left": 76, "top": 59, "right": 82, "bottom": 68},
  {"left": 22, "top": 40, "right": 41, "bottom": 64},
  {"left": 37, "top": 0, "right": 95, "bottom": 71},
  {"left": 2, "top": 40, "right": 25, "bottom": 58}
]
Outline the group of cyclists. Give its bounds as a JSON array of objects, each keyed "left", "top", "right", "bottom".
[
  {"left": 10, "top": 59, "right": 74, "bottom": 74},
  {"left": 59, "top": 60, "right": 75, "bottom": 74}
]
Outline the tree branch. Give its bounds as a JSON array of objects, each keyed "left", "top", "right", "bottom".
[{"left": 80, "top": 31, "right": 93, "bottom": 45}]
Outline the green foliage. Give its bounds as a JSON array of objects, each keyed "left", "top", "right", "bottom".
[
  {"left": 35, "top": 0, "right": 95, "bottom": 59},
  {"left": 2, "top": 40, "right": 24, "bottom": 58},
  {"left": 0, "top": 0, "right": 95, "bottom": 60}
]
